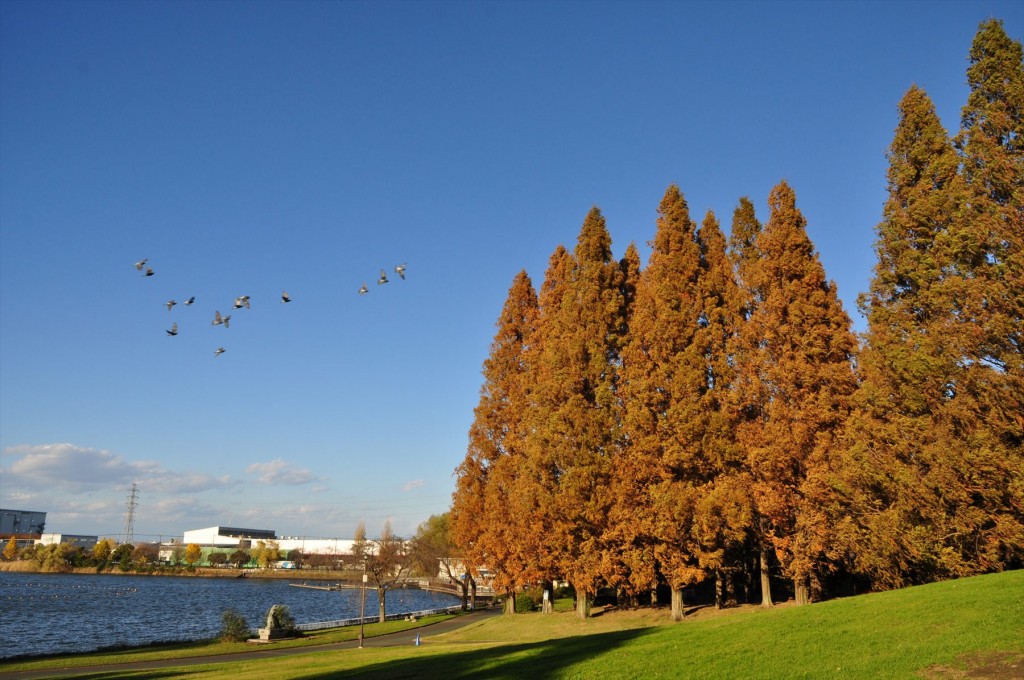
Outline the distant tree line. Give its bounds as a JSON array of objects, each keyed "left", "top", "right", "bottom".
[
  {"left": 3, "top": 537, "right": 333, "bottom": 574},
  {"left": 451, "top": 18, "right": 1022, "bottom": 620}
]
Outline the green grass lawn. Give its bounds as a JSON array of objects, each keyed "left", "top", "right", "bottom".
[
  {"left": 3, "top": 571, "right": 1021, "bottom": 678},
  {"left": 0, "top": 614, "right": 457, "bottom": 672}
]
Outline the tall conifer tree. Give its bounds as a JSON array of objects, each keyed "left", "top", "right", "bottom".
[
  {"left": 526, "top": 209, "right": 626, "bottom": 619},
  {"left": 619, "top": 186, "right": 707, "bottom": 620},
  {"left": 727, "top": 196, "right": 774, "bottom": 606},
  {"left": 840, "top": 23, "right": 1024, "bottom": 589},
  {"left": 692, "top": 210, "right": 750, "bottom": 608},
  {"left": 838, "top": 87, "right": 969, "bottom": 586},
  {"left": 954, "top": 18, "right": 1023, "bottom": 467},
  {"left": 451, "top": 270, "right": 538, "bottom": 604},
  {"left": 952, "top": 17, "right": 1023, "bottom": 422},
  {"left": 951, "top": 19, "right": 1024, "bottom": 571},
  {"left": 734, "top": 181, "right": 858, "bottom": 605},
  {"left": 956, "top": 19, "right": 1023, "bottom": 320},
  {"left": 606, "top": 240, "right": 648, "bottom": 603}
]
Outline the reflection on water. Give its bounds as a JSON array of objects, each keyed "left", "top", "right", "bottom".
[{"left": 0, "top": 571, "right": 459, "bottom": 659}]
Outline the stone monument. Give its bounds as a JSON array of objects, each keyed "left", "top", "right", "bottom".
[{"left": 257, "top": 604, "right": 293, "bottom": 641}]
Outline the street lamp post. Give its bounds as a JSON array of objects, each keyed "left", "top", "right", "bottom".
[{"left": 359, "top": 570, "right": 367, "bottom": 648}]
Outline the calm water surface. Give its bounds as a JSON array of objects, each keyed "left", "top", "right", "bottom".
[{"left": 0, "top": 571, "right": 459, "bottom": 659}]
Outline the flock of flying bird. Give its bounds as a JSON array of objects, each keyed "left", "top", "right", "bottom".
[{"left": 134, "top": 258, "right": 408, "bottom": 357}]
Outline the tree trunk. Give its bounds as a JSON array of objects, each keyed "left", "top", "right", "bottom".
[
  {"left": 542, "top": 581, "right": 553, "bottom": 614},
  {"left": 741, "top": 555, "right": 754, "bottom": 604},
  {"left": 651, "top": 585, "right": 659, "bottom": 606},
  {"left": 794, "top": 576, "right": 809, "bottom": 605},
  {"left": 469, "top": 576, "right": 477, "bottom": 610},
  {"left": 575, "top": 588, "right": 591, "bottom": 620},
  {"left": 378, "top": 587, "right": 387, "bottom": 623},
  {"left": 759, "top": 544, "right": 773, "bottom": 608},
  {"left": 810, "top": 571, "right": 823, "bottom": 602},
  {"left": 459, "top": 578, "right": 469, "bottom": 611},
  {"left": 715, "top": 570, "right": 724, "bottom": 609},
  {"left": 504, "top": 588, "right": 516, "bottom": 615},
  {"left": 670, "top": 586, "right": 684, "bottom": 621}
]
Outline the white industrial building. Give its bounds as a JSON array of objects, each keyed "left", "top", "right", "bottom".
[
  {"left": 181, "top": 526, "right": 276, "bottom": 546},
  {"left": 36, "top": 533, "right": 99, "bottom": 550},
  {"left": 181, "top": 526, "right": 357, "bottom": 556}
]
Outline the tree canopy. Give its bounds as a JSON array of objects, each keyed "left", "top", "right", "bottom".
[{"left": 449, "top": 17, "right": 1022, "bottom": 617}]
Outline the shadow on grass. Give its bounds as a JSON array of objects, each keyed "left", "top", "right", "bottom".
[
  {"left": 34, "top": 673, "right": 193, "bottom": 680},
  {"left": 303, "top": 627, "right": 656, "bottom": 679}
]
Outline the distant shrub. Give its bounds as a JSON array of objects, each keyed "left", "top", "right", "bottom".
[
  {"left": 220, "top": 608, "right": 252, "bottom": 642},
  {"left": 515, "top": 591, "right": 537, "bottom": 613}
]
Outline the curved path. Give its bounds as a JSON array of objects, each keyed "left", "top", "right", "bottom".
[{"left": 0, "top": 607, "right": 502, "bottom": 679}]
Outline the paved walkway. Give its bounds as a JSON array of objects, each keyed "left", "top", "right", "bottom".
[{"left": 0, "top": 607, "right": 502, "bottom": 679}]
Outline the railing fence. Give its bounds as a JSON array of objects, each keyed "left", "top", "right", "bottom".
[{"left": 295, "top": 604, "right": 465, "bottom": 632}]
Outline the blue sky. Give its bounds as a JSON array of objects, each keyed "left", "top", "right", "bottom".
[{"left": 2, "top": 1, "right": 1020, "bottom": 542}]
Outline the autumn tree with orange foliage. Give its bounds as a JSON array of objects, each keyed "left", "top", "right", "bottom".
[
  {"left": 618, "top": 186, "right": 708, "bottom": 620},
  {"left": 451, "top": 270, "right": 538, "bottom": 612},
  {"left": 733, "top": 181, "right": 858, "bottom": 606},
  {"left": 604, "top": 240, "right": 647, "bottom": 606},
  {"left": 726, "top": 196, "right": 777, "bottom": 607},
  {"left": 691, "top": 210, "right": 750, "bottom": 609},
  {"left": 525, "top": 209, "right": 627, "bottom": 619}
]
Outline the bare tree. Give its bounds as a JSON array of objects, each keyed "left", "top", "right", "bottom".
[{"left": 353, "top": 521, "right": 411, "bottom": 623}]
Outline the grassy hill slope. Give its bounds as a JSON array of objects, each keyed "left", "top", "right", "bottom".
[
  {"left": 350, "top": 570, "right": 1024, "bottom": 679},
  {"left": 5, "top": 569, "right": 1021, "bottom": 678}
]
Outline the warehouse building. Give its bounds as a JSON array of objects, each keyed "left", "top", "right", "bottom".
[
  {"left": 180, "top": 526, "right": 357, "bottom": 557},
  {"left": 36, "top": 533, "right": 99, "bottom": 550},
  {"left": 0, "top": 509, "right": 47, "bottom": 536}
]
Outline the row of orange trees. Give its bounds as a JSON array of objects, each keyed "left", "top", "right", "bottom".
[{"left": 451, "top": 18, "right": 1022, "bottom": 620}]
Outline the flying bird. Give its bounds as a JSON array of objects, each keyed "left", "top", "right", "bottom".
[
  {"left": 233, "top": 295, "right": 251, "bottom": 310},
  {"left": 184, "top": 297, "right": 195, "bottom": 306},
  {"left": 358, "top": 283, "right": 368, "bottom": 295},
  {"left": 166, "top": 322, "right": 178, "bottom": 336},
  {"left": 377, "top": 270, "right": 388, "bottom": 285},
  {"left": 165, "top": 299, "right": 177, "bottom": 312},
  {"left": 214, "top": 347, "right": 226, "bottom": 358},
  {"left": 395, "top": 263, "right": 407, "bottom": 280},
  {"left": 134, "top": 259, "right": 148, "bottom": 271},
  {"left": 281, "top": 291, "right": 292, "bottom": 303},
  {"left": 144, "top": 267, "right": 154, "bottom": 277},
  {"left": 212, "top": 310, "right": 231, "bottom": 328}
]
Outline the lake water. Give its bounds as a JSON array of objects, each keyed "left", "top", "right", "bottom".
[{"left": 0, "top": 571, "right": 460, "bottom": 659}]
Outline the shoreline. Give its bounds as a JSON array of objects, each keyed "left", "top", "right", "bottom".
[{"left": 0, "top": 560, "right": 367, "bottom": 581}]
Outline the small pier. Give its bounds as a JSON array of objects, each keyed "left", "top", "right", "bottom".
[{"left": 288, "top": 582, "right": 359, "bottom": 591}]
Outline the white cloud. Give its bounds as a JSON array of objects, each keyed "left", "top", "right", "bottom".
[
  {"left": 401, "top": 479, "right": 425, "bottom": 492},
  {"left": 245, "top": 459, "right": 318, "bottom": 486},
  {"left": 1, "top": 443, "right": 235, "bottom": 494},
  {"left": 6, "top": 443, "right": 157, "bottom": 487}
]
